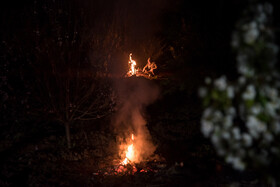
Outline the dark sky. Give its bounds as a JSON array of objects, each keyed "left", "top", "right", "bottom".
[{"left": 0, "top": 0, "right": 279, "bottom": 77}]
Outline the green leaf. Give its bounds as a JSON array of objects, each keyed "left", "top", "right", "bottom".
[
  {"left": 211, "top": 90, "right": 219, "bottom": 100},
  {"left": 203, "top": 96, "right": 210, "bottom": 107},
  {"left": 245, "top": 100, "right": 254, "bottom": 108},
  {"left": 257, "top": 113, "right": 270, "bottom": 123}
]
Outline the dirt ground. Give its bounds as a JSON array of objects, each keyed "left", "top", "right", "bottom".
[{"left": 0, "top": 77, "right": 263, "bottom": 186}]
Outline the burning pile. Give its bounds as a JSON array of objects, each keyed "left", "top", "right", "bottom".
[
  {"left": 93, "top": 132, "right": 164, "bottom": 176},
  {"left": 115, "top": 133, "right": 151, "bottom": 175},
  {"left": 120, "top": 134, "right": 135, "bottom": 165},
  {"left": 116, "top": 133, "right": 138, "bottom": 174},
  {"left": 126, "top": 53, "right": 157, "bottom": 78}
]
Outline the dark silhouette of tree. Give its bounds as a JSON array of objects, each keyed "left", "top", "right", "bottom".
[{"left": 30, "top": 0, "right": 115, "bottom": 148}]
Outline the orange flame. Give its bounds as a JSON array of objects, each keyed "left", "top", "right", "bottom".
[
  {"left": 121, "top": 134, "right": 135, "bottom": 165},
  {"left": 126, "top": 53, "right": 157, "bottom": 78},
  {"left": 143, "top": 58, "right": 157, "bottom": 76},
  {"left": 127, "top": 53, "right": 137, "bottom": 76}
]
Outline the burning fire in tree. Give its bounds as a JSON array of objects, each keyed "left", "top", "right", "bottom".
[
  {"left": 127, "top": 53, "right": 137, "bottom": 76},
  {"left": 143, "top": 58, "right": 157, "bottom": 76},
  {"left": 126, "top": 53, "right": 157, "bottom": 78}
]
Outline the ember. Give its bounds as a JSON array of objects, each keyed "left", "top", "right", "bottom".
[{"left": 93, "top": 159, "right": 165, "bottom": 177}]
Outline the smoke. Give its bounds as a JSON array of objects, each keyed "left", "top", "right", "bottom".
[{"left": 113, "top": 77, "right": 159, "bottom": 163}]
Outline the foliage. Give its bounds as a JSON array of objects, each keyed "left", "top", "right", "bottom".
[{"left": 199, "top": 2, "right": 280, "bottom": 175}]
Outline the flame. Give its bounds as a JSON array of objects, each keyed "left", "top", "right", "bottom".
[
  {"left": 127, "top": 53, "right": 137, "bottom": 76},
  {"left": 120, "top": 134, "right": 135, "bottom": 165},
  {"left": 142, "top": 58, "right": 157, "bottom": 76},
  {"left": 126, "top": 53, "right": 157, "bottom": 78}
]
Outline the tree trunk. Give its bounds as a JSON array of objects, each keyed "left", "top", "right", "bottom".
[{"left": 65, "top": 122, "right": 71, "bottom": 148}]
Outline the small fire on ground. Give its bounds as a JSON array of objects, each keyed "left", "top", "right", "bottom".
[
  {"left": 116, "top": 133, "right": 154, "bottom": 175},
  {"left": 117, "top": 133, "right": 138, "bottom": 174},
  {"left": 120, "top": 134, "right": 135, "bottom": 165},
  {"left": 92, "top": 133, "right": 164, "bottom": 176}
]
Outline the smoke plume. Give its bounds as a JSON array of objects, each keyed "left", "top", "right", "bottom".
[{"left": 113, "top": 77, "right": 159, "bottom": 163}]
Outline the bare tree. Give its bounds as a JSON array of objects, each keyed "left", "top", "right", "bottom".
[{"left": 31, "top": 0, "right": 115, "bottom": 148}]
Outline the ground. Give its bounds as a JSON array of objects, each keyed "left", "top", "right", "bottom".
[{"left": 0, "top": 75, "right": 262, "bottom": 186}]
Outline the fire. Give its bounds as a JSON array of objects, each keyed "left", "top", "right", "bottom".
[
  {"left": 143, "top": 58, "right": 157, "bottom": 76},
  {"left": 127, "top": 53, "right": 137, "bottom": 76},
  {"left": 126, "top": 53, "right": 157, "bottom": 78},
  {"left": 120, "top": 134, "right": 135, "bottom": 165}
]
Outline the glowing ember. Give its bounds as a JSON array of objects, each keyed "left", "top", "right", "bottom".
[{"left": 121, "top": 134, "right": 135, "bottom": 165}]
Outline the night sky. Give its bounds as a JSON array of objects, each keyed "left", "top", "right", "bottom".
[{"left": 1, "top": 0, "right": 251, "bottom": 75}]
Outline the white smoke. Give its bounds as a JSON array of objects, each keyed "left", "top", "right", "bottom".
[{"left": 113, "top": 77, "right": 159, "bottom": 163}]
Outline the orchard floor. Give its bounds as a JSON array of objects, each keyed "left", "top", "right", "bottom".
[
  {"left": 0, "top": 121, "right": 259, "bottom": 187},
  {"left": 0, "top": 75, "right": 262, "bottom": 186}
]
